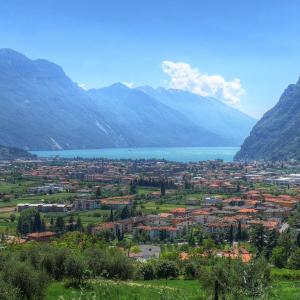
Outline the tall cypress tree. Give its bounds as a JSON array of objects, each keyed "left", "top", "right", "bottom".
[{"left": 109, "top": 208, "right": 114, "bottom": 222}]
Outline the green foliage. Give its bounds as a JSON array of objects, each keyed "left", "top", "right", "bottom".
[
  {"left": 64, "top": 254, "right": 86, "bottom": 286},
  {"left": 272, "top": 246, "right": 288, "bottom": 268},
  {"left": 250, "top": 224, "right": 267, "bottom": 254},
  {"left": 140, "top": 262, "right": 156, "bottom": 280},
  {"left": 85, "top": 248, "right": 134, "bottom": 280},
  {"left": 17, "top": 208, "right": 44, "bottom": 235},
  {"left": 156, "top": 260, "right": 179, "bottom": 280},
  {"left": 0, "top": 275, "right": 20, "bottom": 300},
  {"left": 200, "top": 257, "right": 271, "bottom": 300},
  {"left": 1, "top": 259, "right": 47, "bottom": 300},
  {"left": 288, "top": 248, "right": 300, "bottom": 269},
  {"left": 184, "top": 262, "right": 198, "bottom": 279}
]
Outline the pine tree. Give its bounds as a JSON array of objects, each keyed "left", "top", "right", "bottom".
[
  {"left": 41, "top": 218, "right": 46, "bottom": 232},
  {"left": 76, "top": 216, "right": 83, "bottom": 232},
  {"left": 120, "top": 205, "right": 130, "bottom": 219},
  {"left": 55, "top": 216, "right": 65, "bottom": 233},
  {"left": 33, "top": 212, "right": 42, "bottom": 232}
]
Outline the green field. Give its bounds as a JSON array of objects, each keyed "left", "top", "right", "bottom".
[
  {"left": 46, "top": 279, "right": 300, "bottom": 300},
  {"left": 46, "top": 280, "right": 206, "bottom": 300}
]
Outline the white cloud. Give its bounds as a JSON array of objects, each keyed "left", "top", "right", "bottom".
[
  {"left": 121, "top": 81, "right": 134, "bottom": 88},
  {"left": 78, "top": 83, "right": 88, "bottom": 90},
  {"left": 162, "top": 61, "right": 246, "bottom": 106}
]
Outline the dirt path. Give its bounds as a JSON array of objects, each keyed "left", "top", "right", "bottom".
[{"left": 0, "top": 206, "right": 15, "bottom": 213}]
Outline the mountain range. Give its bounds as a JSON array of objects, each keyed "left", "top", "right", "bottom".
[
  {"left": 0, "top": 48, "right": 256, "bottom": 150},
  {"left": 235, "top": 78, "right": 300, "bottom": 161}
]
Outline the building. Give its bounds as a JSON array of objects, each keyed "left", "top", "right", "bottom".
[
  {"left": 17, "top": 203, "right": 68, "bottom": 213},
  {"left": 73, "top": 199, "right": 100, "bottom": 211}
]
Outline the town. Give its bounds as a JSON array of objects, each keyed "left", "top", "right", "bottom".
[
  {"left": 0, "top": 157, "right": 300, "bottom": 299},
  {"left": 0, "top": 157, "right": 299, "bottom": 247}
]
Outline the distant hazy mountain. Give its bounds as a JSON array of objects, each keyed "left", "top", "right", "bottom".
[
  {"left": 88, "top": 83, "right": 227, "bottom": 147},
  {"left": 235, "top": 78, "right": 300, "bottom": 161},
  {"left": 0, "top": 145, "right": 34, "bottom": 160},
  {"left": 0, "top": 48, "right": 121, "bottom": 150},
  {"left": 138, "top": 86, "right": 256, "bottom": 146},
  {"left": 0, "top": 48, "right": 255, "bottom": 150}
]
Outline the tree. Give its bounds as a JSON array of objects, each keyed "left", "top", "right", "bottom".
[
  {"left": 129, "top": 181, "right": 137, "bottom": 194},
  {"left": 201, "top": 257, "right": 271, "bottom": 300},
  {"left": 33, "top": 212, "right": 42, "bottom": 232},
  {"left": 236, "top": 221, "right": 242, "bottom": 242},
  {"left": 55, "top": 216, "right": 65, "bottom": 233},
  {"left": 188, "top": 231, "right": 196, "bottom": 246},
  {"left": 271, "top": 246, "right": 287, "bottom": 268},
  {"left": 0, "top": 276, "right": 20, "bottom": 300},
  {"left": 160, "top": 181, "right": 166, "bottom": 197},
  {"left": 64, "top": 255, "right": 86, "bottom": 286},
  {"left": 95, "top": 186, "right": 102, "bottom": 197},
  {"left": 288, "top": 248, "right": 300, "bottom": 269},
  {"left": 265, "top": 229, "right": 278, "bottom": 260},
  {"left": 297, "top": 233, "right": 300, "bottom": 247},
  {"left": 184, "top": 262, "right": 198, "bottom": 279},
  {"left": 109, "top": 208, "right": 114, "bottom": 222},
  {"left": 277, "top": 229, "right": 294, "bottom": 260},
  {"left": 116, "top": 227, "right": 123, "bottom": 241},
  {"left": 9, "top": 214, "right": 16, "bottom": 223},
  {"left": 2, "top": 260, "right": 47, "bottom": 300},
  {"left": 228, "top": 224, "right": 234, "bottom": 245},
  {"left": 76, "top": 216, "right": 83, "bottom": 232},
  {"left": 250, "top": 224, "right": 267, "bottom": 254},
  {"left": 17, "top": 208, "right": 37, "bottom": 235},
  {"left": 120, "top": 205, "right": 130, "bottom": 220},
  {"left": 68, "top": 215, "right": 74, "bottom": 231},
  {"left": 140, "top": 262, "right": 156, "bottom": 280},
  {"left": 242, "top": 257, "right": 271, "bottom": 298},
  {"left": 156, "top": 260, "right": 179, "bottom": 280}
]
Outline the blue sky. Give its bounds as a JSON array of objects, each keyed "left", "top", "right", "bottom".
[{"left": 1, "top": 0, "right": 300, "bottom": 118}]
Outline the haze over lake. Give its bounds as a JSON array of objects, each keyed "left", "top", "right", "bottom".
[{"left": 31, "top": 147, "right": 239, "bottom": 162}]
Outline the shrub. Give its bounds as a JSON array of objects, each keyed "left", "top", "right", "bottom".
[
  {"left": 2, "top": 260, "right": 47, "bottom": 300},
  {"left": 0, "top": 276, "right": 20, "bottom": 300},
  {"left": 156, "top": 260, "right": 179, "bottom": 280},
  {"left": 184, "top": 262, "right": 198, "bottom": 279},
  {"left": 271, "top": 246, "right": 287, "bottom": 268},
  {"left": 140, "top": 262, "right": 156, "bottom": 280},
  {"left": 65, "top": 254, "right": 86, "bottom": 286},
  {"left": 288, "top": 248, "right": 300, "bottom": 270}
]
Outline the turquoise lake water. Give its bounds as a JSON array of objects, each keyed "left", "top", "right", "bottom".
[{"left": 31, "top": 147, "right": 239, "bottom": 163}]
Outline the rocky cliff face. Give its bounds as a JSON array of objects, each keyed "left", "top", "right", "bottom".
[{"left": 235, "top": 78, "right": 300, "bottom": 161}]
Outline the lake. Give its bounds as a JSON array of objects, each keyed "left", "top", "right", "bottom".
[{"left": 31, "top": 147, "right": 239, "bottom": 163}]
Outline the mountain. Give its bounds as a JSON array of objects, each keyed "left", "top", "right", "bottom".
[
  {"left": 0, "top": 145, "right": 34, "bottom": 160},
  {"left": 87, "top": 83, "right": 228, "bottom": 147},
  {"left": 0, "top": 48, "right": 120, "bottom": 150},
  {"left": 0, "top": 48, "right": 254, "bottom": 150},
  {"left": 235, "top": 78, "right": 300, "bottom": 161},
  {"left": 138, "top": 86, "right": 256, "bottom": 146}
]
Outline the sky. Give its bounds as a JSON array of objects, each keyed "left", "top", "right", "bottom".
[{"left": 1, "top": 0, "right": 300, "bottom": 118}]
